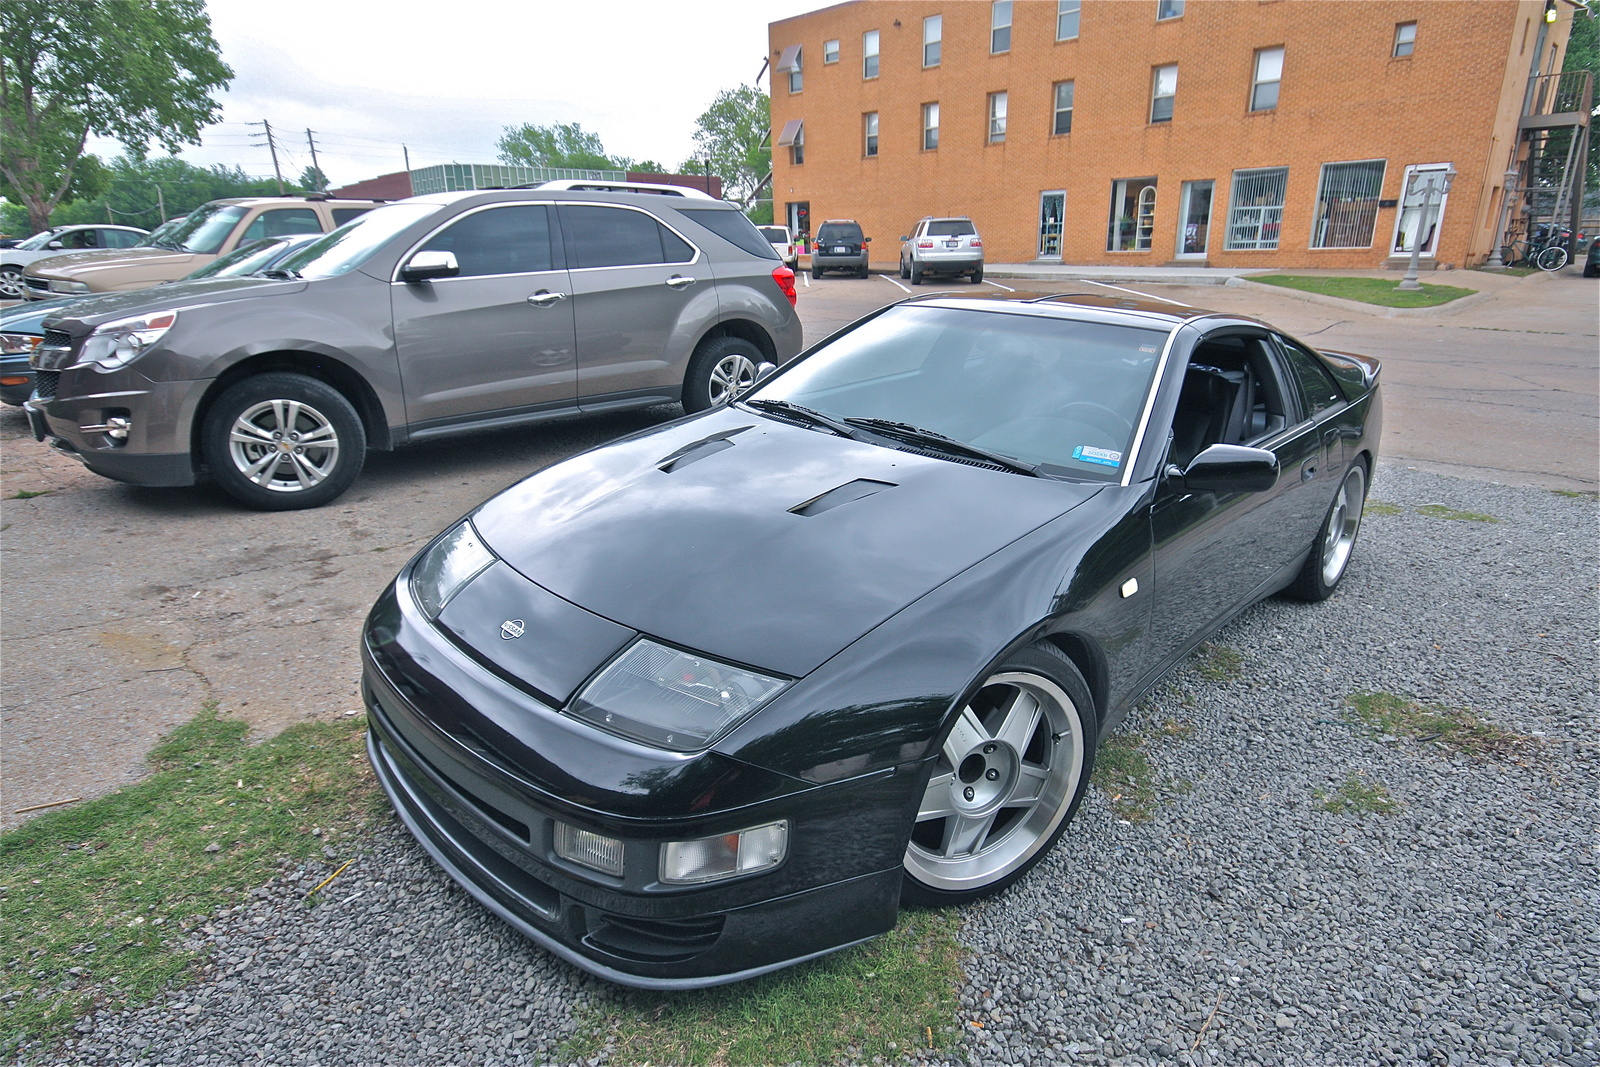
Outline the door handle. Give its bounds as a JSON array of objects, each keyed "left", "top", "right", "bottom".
[
  {"left": 665, "top": 275, "right": 696, "bottom": 290},
  {"left": 526, "top": 290, "right": 567, "bottom": 307}
]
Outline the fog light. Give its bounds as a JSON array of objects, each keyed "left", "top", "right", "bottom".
[
  {"left": 660, "top": 821, "right": 787, "bottom": 885},
  {"left": 553, "top": 822, "right": 624, "bottom": 877},
  {"left": 78, "top": 415, "right": 131, "bottom": 441}
]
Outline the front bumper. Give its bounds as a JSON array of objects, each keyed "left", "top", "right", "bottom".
[
  {"left": 24, "top": 370, "right": 200, "bottom": 486},
  {"left": 361, "top": 583, "right": 912, "bottom": 986}
]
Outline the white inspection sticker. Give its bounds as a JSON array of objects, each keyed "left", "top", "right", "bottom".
[{"left": 1072, "top": 445, "right": 1123, "bottom": 467}]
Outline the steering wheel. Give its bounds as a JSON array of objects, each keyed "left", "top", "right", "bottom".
[{"left": 1059, "top": 401, "right": 1134, "bottom": 440}]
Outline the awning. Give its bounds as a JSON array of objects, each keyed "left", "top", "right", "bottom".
[
  {"left": 776, "top": 119, "right": 804, "bottom": 147},
  {"left": 775, "top": 44, "right": 802, "bottom": 73}
]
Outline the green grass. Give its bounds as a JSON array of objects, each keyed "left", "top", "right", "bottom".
[
  {"left": 1363, "top": 500, "right": 1404, "bottom": 517},
  {"left": 11, "top": 489, "right": 50, "bottom": 499},
  {"left": 1315, "top": 773, "right": 1399, "bottom": 816},
  {"left": 1415, "top": 504, "right": 1498, "bottom": 522},
  {"left": 562, "top": 909, "right": 965, "bottom": 1065},
  {"left": 1253, "top": 274, "right": 1477, "bottom": 308},
  {"left": 1, "top": 704, "right": 383, "bottom": 1056},
  {"left": 1345, "top": 691, "right": 1527, "bottom": 758},
  {"left": 1091, "top": 719, "right": 1195, "bottom": 822},
  {"left": 1469, "top": 264, "right": 1539, "bottom": 277},
  {"left": 1550, "top": 489, "right": 1598, "bottom": 500},
  {"left": 1191, "top": 643, "right": 1244, "bottom": 683}
]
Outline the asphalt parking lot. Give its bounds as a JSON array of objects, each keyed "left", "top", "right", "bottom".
[{"left": 2, "top": 271, "right": 1596, "bottom": 1064}]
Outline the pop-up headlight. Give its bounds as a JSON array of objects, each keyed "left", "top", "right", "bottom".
[
  {"left": 409, "top": 521, "right": 495, "bottom": 620},
  {"left": 568, "top": 639, "right": 789, "bottom": 751}
]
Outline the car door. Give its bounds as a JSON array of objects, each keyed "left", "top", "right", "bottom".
[
  {"left": 1147, "top": 327, "right": 1325, "bottom": 663},
  {"left": 391, "top": 203, "right": 576, "bottom": 429},
  {"left": 558, "top": 203, "right": 705, "bottom": 403}
]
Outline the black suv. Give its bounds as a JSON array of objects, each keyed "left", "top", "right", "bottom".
[{"left": 810, "top": 219, "right": 871, "bottom": 279}]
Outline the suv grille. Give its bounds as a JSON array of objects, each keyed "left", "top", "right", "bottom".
[
  {"left": 33, "top": 371, "right": 60, "bottom": 401},
  {"left": 42, "top": 329, "right": 71, "bottom": 348}
]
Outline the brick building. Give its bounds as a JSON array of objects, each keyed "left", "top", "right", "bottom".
[{"left": 768, "top": 0, "right": 1584, "bottom": 270}]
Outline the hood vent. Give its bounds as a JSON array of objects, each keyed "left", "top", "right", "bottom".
[
  {"left": 656, "top": 425, "right": 753, "bottom": 473},
  {"left": 788, "top": 478, "right": 897, "bottom": 517}
]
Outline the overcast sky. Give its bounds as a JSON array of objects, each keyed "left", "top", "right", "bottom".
[{"left": 86, "top": 0, "right": 821, "bottom": 188}]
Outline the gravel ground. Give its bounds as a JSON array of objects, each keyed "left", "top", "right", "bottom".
[{"left": 29, "top": 466, "right": 1600, "bottom": 1067}]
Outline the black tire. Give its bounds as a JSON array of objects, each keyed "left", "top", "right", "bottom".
[
  {"left": 909, "top": 262, "right": 923, "bottom": 285},
  {"left": 683, "top": 335, "right": 762, "bottom": 413},
  {"left": 811, "top": 267, "right": 823, "bottom": 281},
  {"left": 201, "top": 372, "right": 366, "bottom": 511},
  {"left": 901, "top": 642, "right": 1097, "bottom": 907},
  {"left": 1584, "top": 263, "right": 1599, "bottom": 278},
  {"left": 1285, "top": 457, "right": 1368, "bottom": 601},
  {"left": 971, "top": 266, "right": 985, "bottom": 284},
  {"left": 857, "top": 264, "right": 869, "bottom": 279},
  {"left": 900, "top": 257, "right": 910, "bottom": 280},
  {"left": 0, "top": 266, "right": 23, "bottom": 300},
  {"left": 1534, "top": 245, "right": 1569, "bottom": 272}
]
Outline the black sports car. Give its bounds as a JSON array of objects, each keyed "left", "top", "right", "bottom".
[{"left": 362, "top": 291, "right": 1381, "bottom": 988}]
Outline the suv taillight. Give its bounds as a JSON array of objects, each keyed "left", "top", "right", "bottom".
[
  {"left": 970, "top": 238, "right": 982, "bottom": 247},
  {"left": 918, "top": 240, "right": 934, "bottom": 248},
  {"left": 771, "top": 265, "right": 797, "bottom": 307}
]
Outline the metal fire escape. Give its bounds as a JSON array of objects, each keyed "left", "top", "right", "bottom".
[{"left": 1510, "top": 68, "right": 1593, "bottom": 256}]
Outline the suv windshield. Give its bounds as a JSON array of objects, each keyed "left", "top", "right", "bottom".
[
  {"left": 141, "top": 203, "right": 247, "bottom": 255},
  {"left": 273, "top": 203, "right": 439, "bottom": 279},
  {"left": 817, "top": 223, "right": 862, "bottom": 243},
  {"left": 748, "top": 305, "right": 1166, "bottom": 482},
  {"left": 927, "top": 219, "right": 975, "bottom": 237}
]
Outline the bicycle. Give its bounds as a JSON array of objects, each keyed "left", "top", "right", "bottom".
[{"left": 1502, "top": 228, "right": 1571, "bottom": 271}]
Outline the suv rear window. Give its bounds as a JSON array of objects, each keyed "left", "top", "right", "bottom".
[
  {"left": 681, "top": 209, "right": 781, "bottom": 260},
  {"left": 926, "top": 219, "right": 975, "bottom": 237},
  {"left": 817, "top": 222, "right": 862, "bottom": 243}
]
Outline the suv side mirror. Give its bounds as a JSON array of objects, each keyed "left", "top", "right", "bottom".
[
  {"left": 1166, "top": 443, "right": 1279, "bottom": 494},
  {"left": 862, "top": 236, "right": 872, "bottom": 244},
  {"left": 899, "top": 235, "right": 910, "bottom": 242},
  {"left": 401, "top": 249, "right": 459, "bottom": 282}
]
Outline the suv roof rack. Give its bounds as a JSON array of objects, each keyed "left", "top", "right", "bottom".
[{"left": 523, "top": 179, "right": 717, "bottom": 200}]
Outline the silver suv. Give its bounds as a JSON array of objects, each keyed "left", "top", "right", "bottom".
[
  {"left": 899, "top": 217, "right": 984, "bottom": 284},
  {"left": 25, "top": 186, "right": 802, "bottom": 510}
]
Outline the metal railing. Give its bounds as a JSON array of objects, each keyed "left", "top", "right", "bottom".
[{"left": 1524, "top": 70, "right": 1594, "bottom": 122}]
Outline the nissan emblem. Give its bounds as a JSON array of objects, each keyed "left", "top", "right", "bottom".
[{"left": 500, "top": 619, "right": 526, "bottom": 640}]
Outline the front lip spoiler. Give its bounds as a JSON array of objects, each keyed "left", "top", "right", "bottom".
[{"left": 366, "top": 728, "right": 876, "bottom": 990}]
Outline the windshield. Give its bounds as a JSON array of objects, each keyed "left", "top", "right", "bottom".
[
  {"left": 17, "top": 229, "right": 62, "bottom": 250},
  {"left": 186, "top": 237, "right": 294, "bottom": 279},
  {"left": 746, "top": 305, "right": 1167, "bottom": 481},
  {"left": 140, "top": 203, "right": 246, "bottom": 254},
  {"left": 273, "top": 203, "right": 438, "bottom": 279}
]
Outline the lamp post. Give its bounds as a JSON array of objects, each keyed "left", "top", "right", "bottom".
[
  {"left": 1483, "top": 167, "right": 1520, "bottom": 270},
  {"left": 1397, "top": 164, "right": 1456, "bottom": 290}
]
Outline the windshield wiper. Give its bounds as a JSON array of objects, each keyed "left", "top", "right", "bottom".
[
  {"left": 744, "top": 399, "right": 865, "bottom": 440},
  {"left": 844, "top": 417, "right": 1042, "bottom": 476}
]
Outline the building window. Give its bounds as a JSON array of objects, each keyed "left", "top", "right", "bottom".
[
  {"left": 1225, "top": 167, "right": 1289, "bottom": 250},
  {"left": 864, "top": 112, "right": 879, "bottom": 157},
  {"left": 923, "top": 15, "right": 942, "bottom": 67},
  {"left": 1157, "top": 0, "right": 1184, "bottom": 19},
  {"left": 1109, "top": 179, "right": 1157, "bottom": 251},
  {"left": 988, "top": 92, "right": 1008, "bottom": 143},
  {"left": 1393, "top": 21, "right": 1416, "bottom": 57},
  {"left": 863, "top": 29, "right": 880, "bottom": 78},
  {"left": 1311, "top": 159, "right": 1385, "bottom": 249},
  {"left": 777, "top": 119, "right": 805, "bottom": 166},
  {"left": 1052, "top": 80, "right": 1075, "bottom": 134},
  {"left": 823, "top": 38, "right": 840, "bottom": 64},
  {"left": 1151, "top": 64, "right": 1177, "bottom": 123},
  {"left": 776, "top": 45, "right": 802, "bottom": 94},
  {"left": 1057, "top": 0, "right": 1081, "bottom": 39},
  {"left": 1251, "top": 46, "right": 1283, "bottom": 110},
  {"left": 992, "top": 1, "right": 1013, "bottom": 53},
  {"left": 922, "top": 102, "right": 940, "bottom": 150},
  {"left": 790, "top": 46, "right": 804, "bottom": 93}
]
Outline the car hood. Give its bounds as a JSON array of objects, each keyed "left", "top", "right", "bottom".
[
  {"left": 23, "top": 247, "right": 200, "bottom": 281},
  {"left": 472, "top": 407, "right": 1102, "bottom": 677},
  {"left": 42, "top": 277, "right": 308, "bottom": 333}
]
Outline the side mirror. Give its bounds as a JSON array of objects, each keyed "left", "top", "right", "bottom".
[
  {"left": 862, "top": 236, "right": 872, "bottom": 244},
  {"left": 1167, "top": 443, "right": 1279, "bottom": 494},
  {"left": 46, "top": 240, "right": 64, "bottom": 249},
  {"left": 400, "top": 249, "right": 459, "bottom": 282},
  {"left": 899, "top": 235, "right": 910, "bottom": 242}
]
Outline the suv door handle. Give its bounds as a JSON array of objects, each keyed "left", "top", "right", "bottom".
[
  {"left": 526, "top": 290, "right": 567, "bottom": 307},
  {"left": 665, "top": 275, "right": 696, "bottom": 290}
]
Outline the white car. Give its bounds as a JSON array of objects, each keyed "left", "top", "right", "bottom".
[
  {"left": 758, "top": 224, "right": 799, "bottom": 268},
  {"left": 0, "top": 225, "right": 149, "bottom": 299}
]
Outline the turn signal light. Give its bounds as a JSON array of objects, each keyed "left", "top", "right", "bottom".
[{"left": 771, "top": 265, "right": 797, "bottom": 307}]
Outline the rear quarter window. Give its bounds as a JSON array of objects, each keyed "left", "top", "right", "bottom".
[{"left": 680, "top": 209, "right": 781, "bottom": 260}]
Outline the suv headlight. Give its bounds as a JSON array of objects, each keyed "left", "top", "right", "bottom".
[
  {"left": 569, "top": 639, "right": 789, "bottom": 751},
  {"left": 409, "top": 521, "right": 496, "bottom": 620},
  {"left": 72, "top": 311, "right": 178, "bottom": 371}
]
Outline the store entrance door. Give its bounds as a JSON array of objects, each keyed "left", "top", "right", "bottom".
[
  {"left": 1037, "top": 191, "right": 1065, "bottom": 258},
  {"left": 1177, "top": 180, "right": 1214, "bottom": 258}
]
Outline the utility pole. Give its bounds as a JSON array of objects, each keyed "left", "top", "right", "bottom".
[
  {"left": 151, "top": 182, "right": 167, "bottom": 223},
  {"left": 403, "top": 144, "right": 414, "bottom": 195},
  {"left": 249, "top": 119, "right": 285, "bottom": 194},
  {"left": 305, "top": 129, "right": 324, "bottom": 190}
]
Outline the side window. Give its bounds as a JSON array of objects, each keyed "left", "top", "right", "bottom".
[
  {"left": 104, "top": 229, "right": 140, "bottom": 248},
  {"left": 562, "top": 205, "right": 693, "bottom": 268},
  {"left": 331, "top": 207, "right": 374, "bottom": 225},
  {"left": 65, "top": 230, "right": 97, "bottom": 248},
  {"left": 1275, "top": 334, "right": 1344, "bottom": 416},
  {"left": 242, "top": 208, "right": 322, "bottom": 241},
  {"left": 416, "top": 205, "right": 555, "bottom": 277},
  {"left": 1168, "top": 334, "right": 1287, "bottom": 467}
]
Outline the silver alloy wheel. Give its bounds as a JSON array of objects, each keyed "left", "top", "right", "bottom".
[
  {"left": 227, "top": 398, "right": 342, "bottom": 493},
  {"left": 1320, "top": 463, "right": 1366, "bottom": 586},
  {"left": 708, "top": 353, "right": 758, "bottom": 405},
  {"left": 0, "top": 267, "right": 23, "bottom": 299},
  {"left": 904, "top": 671, "right": 1085, "bottom": 891}
]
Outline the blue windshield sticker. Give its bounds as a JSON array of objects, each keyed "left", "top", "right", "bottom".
[{"left": 1073, "top": 445, "right": 1122, "bottom": 467}]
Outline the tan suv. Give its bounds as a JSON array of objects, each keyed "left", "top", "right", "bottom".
[{"left": 21, "top": 196, "right": 382, "bottom": 300}]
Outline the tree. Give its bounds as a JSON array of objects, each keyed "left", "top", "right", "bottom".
[
  {"left": 48, "top": 155, "right": 277, "bottom": 228},
  {"left": 298, "top": 165, "right": 329, "bottom": 193},
  {"left": 0, "top": 0, "right": 233, "bottom": 231},
  {"left": 496, "top": 122, "right": 625, "bottom": 171},
  {"left": 686, "top": 85, "right": 770, "bottom": 211}
]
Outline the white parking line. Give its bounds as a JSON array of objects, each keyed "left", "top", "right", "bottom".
[
  {"left": 1081, "top": 279, "right": 1189, "bottom": 306},
  {"left": 984, "top": 280, "right": 1016, "bottom": 292},
  {"left": 801, "top": 270, "right": 810, "bottom": 288},
  {"left": 879, "top": 273, "right": 912, "bottom": 294}
]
